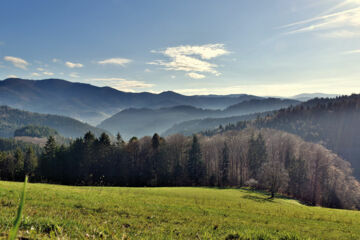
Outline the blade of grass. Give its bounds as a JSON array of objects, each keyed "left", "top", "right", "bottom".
[{"left": 8, "top": 176, "right": 28, "bottom": 240}]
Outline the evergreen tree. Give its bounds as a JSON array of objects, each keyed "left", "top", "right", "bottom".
[
  {"left": 24, "top": 147, "right": 37, "bottom": 177},
  {"left": 187, "top": 135, "right": 205, "bottom": 185},
  {"left": 14, "top": 148, "right": 24, "bottom": 180},
  {"left": 219, "top": 142, "right": 230, "bottom": 186},
  {"left": 39, "top": 136, "right": 57, "bottom": 180}
]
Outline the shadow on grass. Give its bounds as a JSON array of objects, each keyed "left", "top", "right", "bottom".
[{"left": 241, "top": 194, "right": 275, "bottom": 203}]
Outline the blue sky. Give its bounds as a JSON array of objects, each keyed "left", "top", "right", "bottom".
[{"left": 0, "top": 0, "right": 359, "bottom": 96}]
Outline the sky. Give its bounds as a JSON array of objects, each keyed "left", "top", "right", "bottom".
[{"left": 0, "top": 0, "right": 360, "bottom": 97}]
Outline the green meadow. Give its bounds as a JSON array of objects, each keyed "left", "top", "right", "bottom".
[{"left": 0, "top": 181, "right": 359, "bottom": 239}]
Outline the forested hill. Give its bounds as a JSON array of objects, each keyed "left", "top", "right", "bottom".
[
  {"left": 0, "top": 105, "right": 108, "bottom": 138},
  {"left": 254, "top": 94, "right": 360, "bottom": 178},
  {"left": 99, "top": 98, "right": 299, "bottom": 139},
  {"left": 0, "top": 78, "right": 261, "bottom": 125},
  {"left": 224, "top": 98, "right": 299, "bottom": 115}
]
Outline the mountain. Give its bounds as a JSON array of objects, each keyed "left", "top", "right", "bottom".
[
  {"left": 225, "top": 98, "right": 299, "bottom": 115},
  {"left": 163, "top": 112, "right": 267, "bottom": 136},
  {"left": 291, "top": 93, "right": 339, "bottom": 101},
  {"left": 98, "top": 105, "right": 219, "bottom": 139},
  {"left": 0, "top": 105, "right": 108, "bottom": 138},
  {"left": 99, "top": 98, "right": 299, "bottom": 139},
  {"left": 251, "top": 94, "right": 360, "bottom": 178},
  {"left": 0, "top": 78, "right": 262, "bottom": 125}
]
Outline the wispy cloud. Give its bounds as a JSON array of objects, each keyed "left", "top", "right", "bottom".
[
  {"left": 148, "top": 44, "right": 229, "bottom": 77},
  {"left": 90, "top": 77, "right": 154, "bottom": 92},
  {"left": 4, "top": 56, "right": 29, "bottom": 69},
  {"left": 281, "top": 1, "right": 360, "bottom": 36},
  {"left": 31, "top": 72, "right": 41, "bottom": 77},
  {"left": 6, "top": 74, "right": 17, "bottom": 78},
  {"left": 187, "top": 72, "right": 205, "bottom": 79},
  {"left": 43, "top": 71, "right": 54, "bottom": 76},
  {"left": 65, "top": 61, "right": 83, "bottom": 68},
  {"left": 343, "top": 49, "right": 360, "bottom": 54},
  {"left": 52, "top": 58, "right": 60, "bottom": 63},
  {"left": 69, "top": 72, "right": 80, "bottom": 78},
  {"left": 317, "top": 29, "right": 360, "bottom": 38},
  {"left": 98, "top": 58, "right": 132, "bottom": 66}
]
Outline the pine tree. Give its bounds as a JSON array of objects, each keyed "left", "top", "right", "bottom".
[
  {"left": 39, "top": 136, "right": 57, "bottom": 180},
  {"left": 24, "top": 147, "right": 37, "bottom": 177},
  {"left": 219, "top": 142, "right": 230, "bottom": 186},
  {"left": 187, "top": 135, "right": 205, "bottom": 185}
]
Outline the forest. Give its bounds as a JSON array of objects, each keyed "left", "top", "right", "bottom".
[{"left": 1, "top": 128, "right": 359, "bottom": 210}]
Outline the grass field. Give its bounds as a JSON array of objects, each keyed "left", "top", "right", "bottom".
[{"left": 0, "top": 181, "right": 359, "bottom": 239}]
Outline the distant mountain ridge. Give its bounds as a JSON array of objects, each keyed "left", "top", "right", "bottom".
[
  {"left": 98, "top": 98, "right": 299, "bottom": 139},
  {"left": 0, "top": 78, "right": 262, "bottom": 125},
  {"left": 0, "top": 105, "right": 108, "bottom": 138},
  {"left": 291, "top": 93, "right": 339, "bottom": 101}
]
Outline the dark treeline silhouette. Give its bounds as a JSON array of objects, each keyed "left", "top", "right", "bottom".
[{"left": 1, "top": 128, "right": 359, "bottom": 210}]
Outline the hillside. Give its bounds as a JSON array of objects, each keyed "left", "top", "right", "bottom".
[
  {"left": 225, "top": 98, "right": 299, "bottom": 115},
  {"left": 98, "top": 105, "right": 219, "bottom": 139},
  {"left": 14, "top": 125, "right": 58, "bottom": 138},
  {"left": 252, "top": 94, "right": 360, "bottom": 178},
  {"left": 1, "top": 182, "right": 359, "bottom": 239},
  {"left": 163, "top": 112, "right": 265, "bottom": 136},
  {"left": 0, "top": 78, "right": 261, "bottom": 125},
  {"left": 0, "top": 105, "right": 108, "bottom": 138},
  {"left": 99, "top": 98, "right": 299, "bottom": 138}
]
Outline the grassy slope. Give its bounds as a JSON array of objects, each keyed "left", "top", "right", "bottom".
[{"left": 0, "top": 182, "right": 359, "bottom": 239}]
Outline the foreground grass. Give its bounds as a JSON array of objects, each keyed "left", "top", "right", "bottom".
[{"left": 0, "top": 181, "right": 359, "bottom": 239}]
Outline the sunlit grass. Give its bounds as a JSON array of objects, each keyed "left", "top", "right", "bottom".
[
  {"left": 0, "top": 181, "right": 359, "bottom": 239},
  {"left": 7, "top": 176, "right": 27, "bottom": 240}
]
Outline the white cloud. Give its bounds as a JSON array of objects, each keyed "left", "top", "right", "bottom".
[
  {"left": 187, "top": 72, "right": 206, "bottom": 79},
  {"left": 43, "top": 71, "right": 54, "bottom": 76},
  {"left": 52, "top": 58, "right": 60, "bottom": 63},
  {"left": 171, "top": 75, "right": 176, "bottom": 79},
  {"left": 148, "top": 44, "right": 229, "bottom": 77},
  {"left": 90, "top": 77, "right": 154, "bottom": 92},
  {"left": 69, "top": 72, "right": 79, "bottom": 78},
  {"left": 31, "top": 72, "right": 41, "bottom": 77},
  {"left": 145, "top": 68, "right": 152, "bottom": 72},
  {"left": 65, "top": 61, "right": 83, "bottom": 68},
  {"left": 37, "top": 67, "right": 44, "bottom": 71},
  {"left": 343, "top": 49, "right": 360, "bottom": 54},
  {"left": 6, "top": 74, "right": 17, "bottom": 78},
  {"left": 4, "top": 56, "right": 29, "bottom": 69},
  {"left": 162, "top": 44, "right": 229, "bottom": 60},
  {"left": 98, "top": 58, "right": 132, "bottom": 66}
]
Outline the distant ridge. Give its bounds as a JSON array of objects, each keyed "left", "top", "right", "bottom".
[
  {"left": 98, "top": 98, "right": 299, "bottom": 139},
  {"left": 0, "top": 105, "right": 109, "bottom": 138},
  {"left": 0, "top": 78, "right": 261, "bottom": 125}
]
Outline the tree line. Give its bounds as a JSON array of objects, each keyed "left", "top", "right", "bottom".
[{"left": 0, "top": 128, "right": 359, "bottom": 210}]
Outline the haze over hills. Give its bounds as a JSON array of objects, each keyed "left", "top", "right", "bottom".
[
  {"left": 98, "top": 98, "right": 299, "bottom": 139},
  {"left": 291, "top": 93, "right": 339, "bottom": 101},
  {"left": 0, "top": 78, "right": 262, "bottom": 125},
  {"left": 0, "top": 105, "right": 108, "bottom": 138}
]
